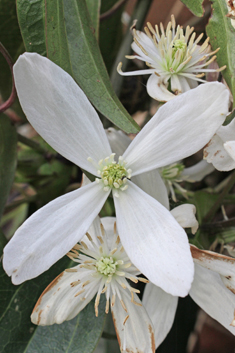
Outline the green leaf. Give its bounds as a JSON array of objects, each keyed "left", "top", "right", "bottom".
[
  {"left": 0, "top": 228, "right": 7, "bottom": 254},
  {"left": 25, "top": 296, "right": 106, "bottom": 353},
  {"left": 0, "top": 0, "right": 23, "bottom": 98},
  {"left": 0, "top": 115, "right": 17, "bottom": 220},
  {"left": 63, "top": 0, "right": 139, "bottom": 133},
  {"left": 180, "top": 0, "right": 204, "bottom": 17},
  {"left": 206, "top": 0, "right": 235, "bottom": 104},
  {"left": 16, "top": 0, "right": 46, "bottom": 55},
  {"left": 45, "top": 0, "right": 72, "bottom": 75},
  {"left": 189, "top": 190, "right": 218, "bottom": 225},
  {"left": 0, "top": 256, "right": 71, "bottom": 353},
  {"left": 86, "top": 0, "right": 101, "bottom": 39}
]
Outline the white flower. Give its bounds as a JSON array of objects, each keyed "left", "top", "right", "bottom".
[
  {"left": 143, "top": 245, "right": 235, "bottom": 349},
  {"left": 31, "top": 216, "right": 155, "bottom": 353},
  {"left": 204, "top": 118, "right": 235, "bottom": 171},
  {"left": 226, "top": 0, "right": 235, "bottom": 28},
  {"left": 3, "top": 53, "right": 229, "bottom": 298},
  {"left": 117, "top": 15, "right": 226, "bottom": 102}
]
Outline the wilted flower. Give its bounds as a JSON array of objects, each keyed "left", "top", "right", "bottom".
[
  {"left": 118, "top": 15, "right": 226, "bottom": 101},
  {"left": 204, "top": 118, "right": 235, "bottom": 171},
  {"left": 3, "top": 53, "right": 229, "bottom": 298},
  {"left": 31, "top": 216, "right": 155, "bottom": 353},
  {"left": 143, "top": 245, "right": 235, "bottom": 349}
]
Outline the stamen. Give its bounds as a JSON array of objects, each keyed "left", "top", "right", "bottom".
[
  {"left": 65, "top": 268, "right": 78, "bottom": 273},
  {"left": 105, "top": 299, "right": 109, "bottom": 314},
  {"left": 121, "top": 300, "right": 128, "bottom": 312},
  {"left": 82, "top": 280, "right": 90, "bottom": 287},
  {"left": 123, "top": 315, "right": 129, "bottom": 325},
  {"left": 111, "top": 294, "right": 116, "bottom": 307},
  {"left": 70, "top": 280, "right": 81, "bottom": 287},
  {"left": 100, "top": 223, "right": 105, "bottom": 236},
  {"left": 74, "top": 288, "right": 85, "bottom": 297},
  {"left": 80, "top": 241, "right": 88, "bottom": 250}
]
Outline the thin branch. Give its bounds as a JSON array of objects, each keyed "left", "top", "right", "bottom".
[
  {"left": 100, "top": 0, "right": 127, "bottom": 21},
  {"left": 18, "top": 133, "right": 48, "bottom": 154},
  {"left": 0, "top": 42, "right": 17, "bottom": 113}
]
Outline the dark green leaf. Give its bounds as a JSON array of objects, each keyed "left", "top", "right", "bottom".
[
  {"left": 16, "top": 0, "right": 46, "bottom": 55},
  {"left": 0, "top": 115, "right": 17, "bottom": 220},
  {"left": 0, "top": 228, "right": 7, "bottom": 254},
  {"left": 189, "top": 190, "right": 218, "bottom": 225},
  {"left": 0, "top": 0, "right": 23, "bottom": 98},
  {"left": 206, "top": 0, "right": 235, "bottom": 105},
  {"left": 86, "top": 0, "right": 101, "bottom": 39},
  {"left": 45, "top": 0, "right": 72, "bottom": 75},
  {"left": 63, "top": 0, "right": 139, "bottom": 133},
  {"left": 180, "top": 0, "right": 204, "bottom": 17},
  {"left": 25, "top": 296, "right": 106, "bottom": 353},
  {"left": 0, "top": 256, "right": 71, "bottom": 353}
]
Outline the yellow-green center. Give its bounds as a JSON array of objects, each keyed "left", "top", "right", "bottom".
[
  {"left": 161, "top": 163, "right": 185, "bottom": 181},
  {"left": 96, "top": 257, "right": 117, "bottom": 275},
  {"left": 172, "top": 39, "right": 187, "bottom": 56},
  {"left": 101, "top": 164, "right": 128, "bottom": 189}
]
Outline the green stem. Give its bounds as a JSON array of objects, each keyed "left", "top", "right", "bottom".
[
  {"left": 203, "top": 170, "right": 235, "bottom": 223},
  {"left": 18, "top": 133, "right": 48, "bottom": 154},
  {"left": 110, "top": 0, "right": 153, "bottom": 97}
]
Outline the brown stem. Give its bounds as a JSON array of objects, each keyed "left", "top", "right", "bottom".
[
  {"left": 0, "top": 42, "right": 17, "bottom": 113},
  {"left": 100, "top": 0, "right": 127, "bottom": 21}
]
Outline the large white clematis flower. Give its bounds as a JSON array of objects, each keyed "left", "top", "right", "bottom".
[
  {"left": 31, "top": 216, "right": 155, "bottom": 353},
  {"left": 143, "top": 245, "right": 235, "bottom": 349},
  {"left": 117, "top": 15, "right": 226, "bottom": 102},
  {"left": 204, "top": 118, "right": 235, "bottom": 171},
  {"left": 3, "top": 53, "right": 229, "bottom": 297}
]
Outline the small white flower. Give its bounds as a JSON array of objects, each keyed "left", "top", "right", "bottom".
[
  {"left": 31, "top": 217, "right": 155, "bottom": 353},
  {"left": 226, "top": 0, "right": 235, "bottom": 28},
  {"left": 3, "top": 53, "right": 229, "bottom": 298},
  {"left": 118, "top": 15, "right": 226, "bottom": 101},
  {"left": 204, "top": 118, "right": 235, "bottom": 171}
]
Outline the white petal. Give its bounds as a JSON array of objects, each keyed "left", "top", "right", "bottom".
[
  {"left": 146, "top": 74, "right": 175, "bottom": 102},
  {"left": 142, "top": 283, "right": 178, "bottom": 349},
  {"left": 191, "top": 245, "right": 235, "bottom": 294},
  {"left": 224, "top": 141, "right": 235, "bottom": 162},
  {"left": 190, "top": 264, "right": 235, "bottom": 335},
  {"left": 132, "top": 169, "right": 169, "bottom": 210},
  {"left": 111, "top": 291, "right": 155, "bottom": 353},
  {"left": 31, "top": 266, "right": 98, "bottom": 325},
  {"left": 123, "top": 82, "right": 229, "bottom": 176},
  {"left": 171, "top": 204, "right": 199, "bottom": 234},
  {"left": 3, "top": 182, "right": 109, "bottom": 284},
  {"left": 204, "top": 118, "right": 235, "bottom": 171},
  {"left": 105, "top": 127, "right": 131, "bottom": 159},
  {"left": 182, "top": 159, "right": 214, "bottom": 182},
  {"left": 113, "top": 181, "right": 194, "bottom": 297},
  {"left": 171, "top": 75, "right": 183, "bottom": 93},
  {"left": 13, "top": 53, "right": 112, "bottom": 175}
]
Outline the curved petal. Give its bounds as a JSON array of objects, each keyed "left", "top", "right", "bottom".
[
  {"left": 191, "top": 245, "right": 235, "bottom": 294},
  {"left": 13, "top": 53, "right": 112, "bottom": 175},
  {"left": 190, "top": 264, "right": 235, "bottom": 335},
  {"left": 171, "top": 204, "right": 199, "bottom": 234},
  {"left": 204, "top": 118, "right": 235, "bottom": 171},
  {"left": 105, "top": 127, "right": 131, "bottom": 159},
  {"left": 123, "top": 82, "right": 229, "bottom": 176},
  {"left": 142, "top": 282, "right": 178, "bottom": 349},
  {"left": 31, "top": 266, "right": 98, "bottom": 325},
  {"left": 111, "top": 291, "right": 155, "bottom": 353},
  {"left": 132, "top": 169, "right": 169, "bottom": 210},
  {"left": 224, "top": 141, "right": 235, "bottom": 162},
  {"left": 182, "top": 159, "right": 214, "bottom": 182},
  {"left": 3, "top": 182, "right": 110, "bottom": 284},
  {"left": 146, "top": 74, "right": 175, "bottom": 102},
  {"left": 113, "top": 181, "right": 194, "bottom": 297},
  {"left": 171, "top": 75, "right": 183, "bottom": 93}
]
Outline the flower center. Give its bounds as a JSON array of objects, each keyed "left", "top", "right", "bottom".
[
  {"left": 161, "top": 163, "right": 185, "bottom": 181},
  {"left": 96, "top": 256, "right": 117, "bottom": 275},
  {"left": 91, "top": 153, "right": 132, "bottom": 194},
  {"left": 172, "top": 39, "right": 187, "bottom": 56}
]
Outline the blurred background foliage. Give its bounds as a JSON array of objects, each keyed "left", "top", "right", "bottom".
[{"left": 1, "top": 0, "right": 235, "bottom": 352}]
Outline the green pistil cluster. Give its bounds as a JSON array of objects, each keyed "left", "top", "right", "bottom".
[
  {"left": 172, "top": 39, "right": 187, "bottom": 56},
  {"left": 96, "top": 257, "right": 116, "bottom": 276},
  {"left": 102, "top": 164, "right": 127, "bottom": 189},
  {"left": 95, "top": 154, "right": 132, "bottom": 193},
  {"left": 161, "top": 163, "right": 185, "bottom": 181}
]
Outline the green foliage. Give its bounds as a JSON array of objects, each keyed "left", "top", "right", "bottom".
[
  {"left": 85, "top": 0, "right": 101, "bottom": 39},
  {"left": 25, "top": 296, "right": 106, "bottom": 353},
  {"left": 206, "top": 0, "right": 235, "bottom": 106},
  {"left": 0, "top": 115, "right": 17, "bottom": 220},
  {"left": 16, "top": 0, "right": 46, "bottom": 56},
  {"left": 180, "top": 0, "right": 204, "bottom": 17}
]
